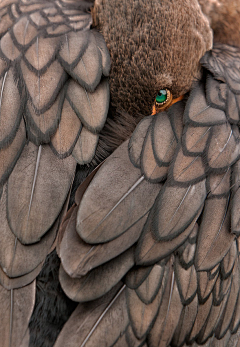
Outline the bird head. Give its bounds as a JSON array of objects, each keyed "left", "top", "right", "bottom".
[{"left": 92, "top": 0, "right": 213, "bottom": 116}]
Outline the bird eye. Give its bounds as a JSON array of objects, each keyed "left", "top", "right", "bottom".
[
  {"left": 154, "top": 88, "right": 172, "bottom": 112},
  {"left": 156, "top": 89, "right": 168, "bottom": 104}
]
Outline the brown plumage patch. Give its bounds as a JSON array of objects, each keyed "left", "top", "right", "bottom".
[
  {"left": 93, "top": 0, "right": 212, "bottom": 116},
  {"left": 199, "top": 0, "right": 240, "bottom": 48}
]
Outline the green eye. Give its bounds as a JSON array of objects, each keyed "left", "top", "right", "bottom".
[
  {"left": 156, "top": 89, "right": 167, "bottom": 104},
  {"left": 154, "top": 88, "right": 172, "bottom": 113}
]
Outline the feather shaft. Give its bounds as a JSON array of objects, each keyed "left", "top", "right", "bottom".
[
  {"left": 87, "top": 175, "right": 145, "bottom": 235},
  {"left": 27, "top": 145, "right": 42, "bottom": 222},
  {"left": 80, "top": 285, "right": 126, "bottom": 347}
]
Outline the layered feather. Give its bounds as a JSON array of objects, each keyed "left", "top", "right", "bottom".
[
  {"left": 57, "top": 44, "right": 240, "bottom": 347},
  {"left": 0, "top": 0, "right": 111, "bottom": 346}
]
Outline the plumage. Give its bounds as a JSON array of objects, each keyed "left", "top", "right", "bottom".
[
  {"left": 136, "top": 214, "right": 200, "bottom": 266},
  {"left": 54, "top": 284, "right": 129, "bottom": 347},
  {"left": 60, "top": 207, "right": 147, "bottom": 277},
  {"left": 0, "top": 281, "right": 35, "bottom": 347},
  {"left": 128, "top": 116, "right": 153, "bottom": 168},
  {"left": 77, "top": 141, "right": 161, "bottom": 244},
  {"left": 195, "top": 198, "right": 235, "bottom": 271},
  {"left": 0, "top": 0, "right": 112, "bottom": 345},
  {"left": 174, "top": 257, "right": 197, "bottom": 305},
  {"left": 182, "top": 124, "right": 211, "bottom": 156},
  {"left": 0, "top": 186, "right": 57, "bottom": 277},
  {"left": 126, "top": 264, "right": 169, "bottom": 340},
  {"left": 7, "top": 142, "right": 76, "bottom": 243},
  {"left": 2, "top": 0, "right": 240, "bottom": 346},
  {"left": 141, "top": 126, "right": 169, "bottom": 182},
  {"left": 66, "top": 77, "right": 109, "bottom": 133},
  {"left": 151, "top": 112, "right": 177, "bottom": 166},
  {"left": 59, "top": 247, "right": 134, "bottom": 302},
  {"left": 172, "top": 295, "right": 198, "bottom": 347},
  {"left": 72, "top": 127, "right": 99, "bottom": 165},
  {"left": 152, "top": 181, "right": 206, "bottom": 241}
]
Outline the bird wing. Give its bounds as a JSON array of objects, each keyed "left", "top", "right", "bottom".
[
  {"left": 0, "top": 0, "right": 110, "bottom": 345},
  {"left": 55, "top": 43, "right": 240, "bottom": 347}
]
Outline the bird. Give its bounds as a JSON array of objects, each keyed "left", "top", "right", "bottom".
[
  {"left": 0, "top": 0, "right": 240, "bottom": 346},
  {"left": 54, "top": 0, "right": 240, "bottom": 346}
]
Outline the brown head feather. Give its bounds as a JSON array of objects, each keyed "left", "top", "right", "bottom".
[
  {"left": 93, "top": 0, "right": 212, "bottom": 116},
  {"left": 199, "top": 0, "right": 240, "bottom": 48}
]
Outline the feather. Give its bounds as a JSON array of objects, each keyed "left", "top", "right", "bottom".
[
  {"left": 220, "top": 241, "right": 238, "bottom": 279},
  {"left": 226, "top": 89, "right": 239, "bottom": 123},
  {"left": 197, "top": 269, "right": 219, "bottom": 304},
  {"left": 0, "top": 12, "right": 13, "bottom": 38},
  {"left": 136, "top": 215, "right": 200, "bottom": 266},
  {"left": 128, "top": 116, "right": 152, "bottom": 168},
  {"left": 68, "top": 31, "right": 103, "bottom": 92},
  {"left": 125, "top": 324, "right": 146, "bottom": 347},
  {"left": 0, "top": 281, "right": 35, "bottom": 347},
  {"left": 207, "top": 170, "right": 231, "bottom": 198},
  {"left": 0, "top": 68, "right": 23, "bottom": 149},
  {"left": 12, "top": 16, "right": 37, "bottom": 46},
  {"left": 189, "top": 294, "right": 213, "bottom": 342},
  {"left": 195, "top": 197, "right": 235, "bottom": 271},
  {"left": 0, "top": 118, "right": 26, "bottom": 187},
  {"left": 230, "top": 290, "right": 240, "bottom": 334},
  {"left": 172, "top": 147, "right": 206, "bottom": 184},
  {"left": 141, "top": 125, "right": 169, "bottom": 182},
  {"left": 182, "top": 124, "right": 211, "bottom": 156},
  {"left": 172, "top": 295, "right": 198, "bottom": 347},
  {"left": 212, "top": 275, "right": 231, "bottom": 306},
  {"left": 215, "top": 262, "right": 239, "bottom": 339},
  {"left": 77, "top": 141, "right": 161, "bottom": 244},
  {"left": 205, "top": 75, "right": 226, "bottom": 110},
  {"left": 72, "top": 127, "right": 99, "bottom": 165},
  {"left": 24, "top": 36, "right": 59, "bottom": 72},
  {"left": 149, "top": 271, "right": 183, "bottom": 347},
  {"left": 151, "top": 111, "right": 177, "bottom": 166},
  {"left": 207, "top": 123, "right": 239, "bottom": 170},
  {"left": 54, "top": 283, "right": 129, "bottom": 347},
  {"left": 126, "top": 263, "right": 169, "bottom": 340},
  {"left": 59, "top": 247, "right": 134, "bottom": 302},
  {"left": 50, "top": 98, "right": 82, "bottom": 159},
  {"left": 74, "top": 163, "right": 105, "bottom": 205},
  {"left": 0, "top": 31, "right": 20, "bottom": 61},
  {"left": 60, "top": 207, "right": 147, "bottom": 277},
  {"left": 0, "top": 262, "right": 42, "bottom": 290},
  {"left": 0, "top": 58, "right": 7, "bottom": 78},
  {"left": 152, "top": 180, "right": 206, "bottom": 241},
  {"left": 20, "top": 59, "right": 68, "bottom": 113},
  {"left": 124, "top": 266, "right": 153, "bottom": 290},
  {"left": 7, "top": 142, "right": 76, "bottom": 244},
  {"left": 29, "top": 11, "right": 48, "bottom": 27},
  {"left": 67, "top": 77, "right": 110, "bottom": 133},
  {"left": 135, "top": 262, "right": 165, "bottom": 304},
  {"left": 111, "top": 324, "right": 145, "bottom": 347},
  {"left": 0, "top": 185, "right": 57, "bottom": 277},
  {"left": 184, "top": 82, "right": 227, "bottom": 126},
  {"left": 198, "top": 290, "right": 229, "bottom": 344},
  {"left": 167, "top": 100, "right": 184, "bottom": 142},
  {"left": 174, "top": 257, "right": 197, "bottom": 305},
  {"left": 26, "top": 88, "right": 65, "bottom": 145},
  {"left": 58, "top": 30, "right": 90, "bottom": 69},
  {"left": 93, "top": 31, "right": 111, "bottom": 77},
  {"left": 178, "top": 238, "right": 196, "bottom": 269},
  {"left": 231, "top": 161, "right": 240, "bottom": 235}
]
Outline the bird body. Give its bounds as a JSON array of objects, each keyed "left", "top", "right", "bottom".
[
  {"left": 55, "top": 43, "right": 240, "bottom": 347},
  {"left": 0, "top": 0, "right": 240, "bottom": 346}
]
